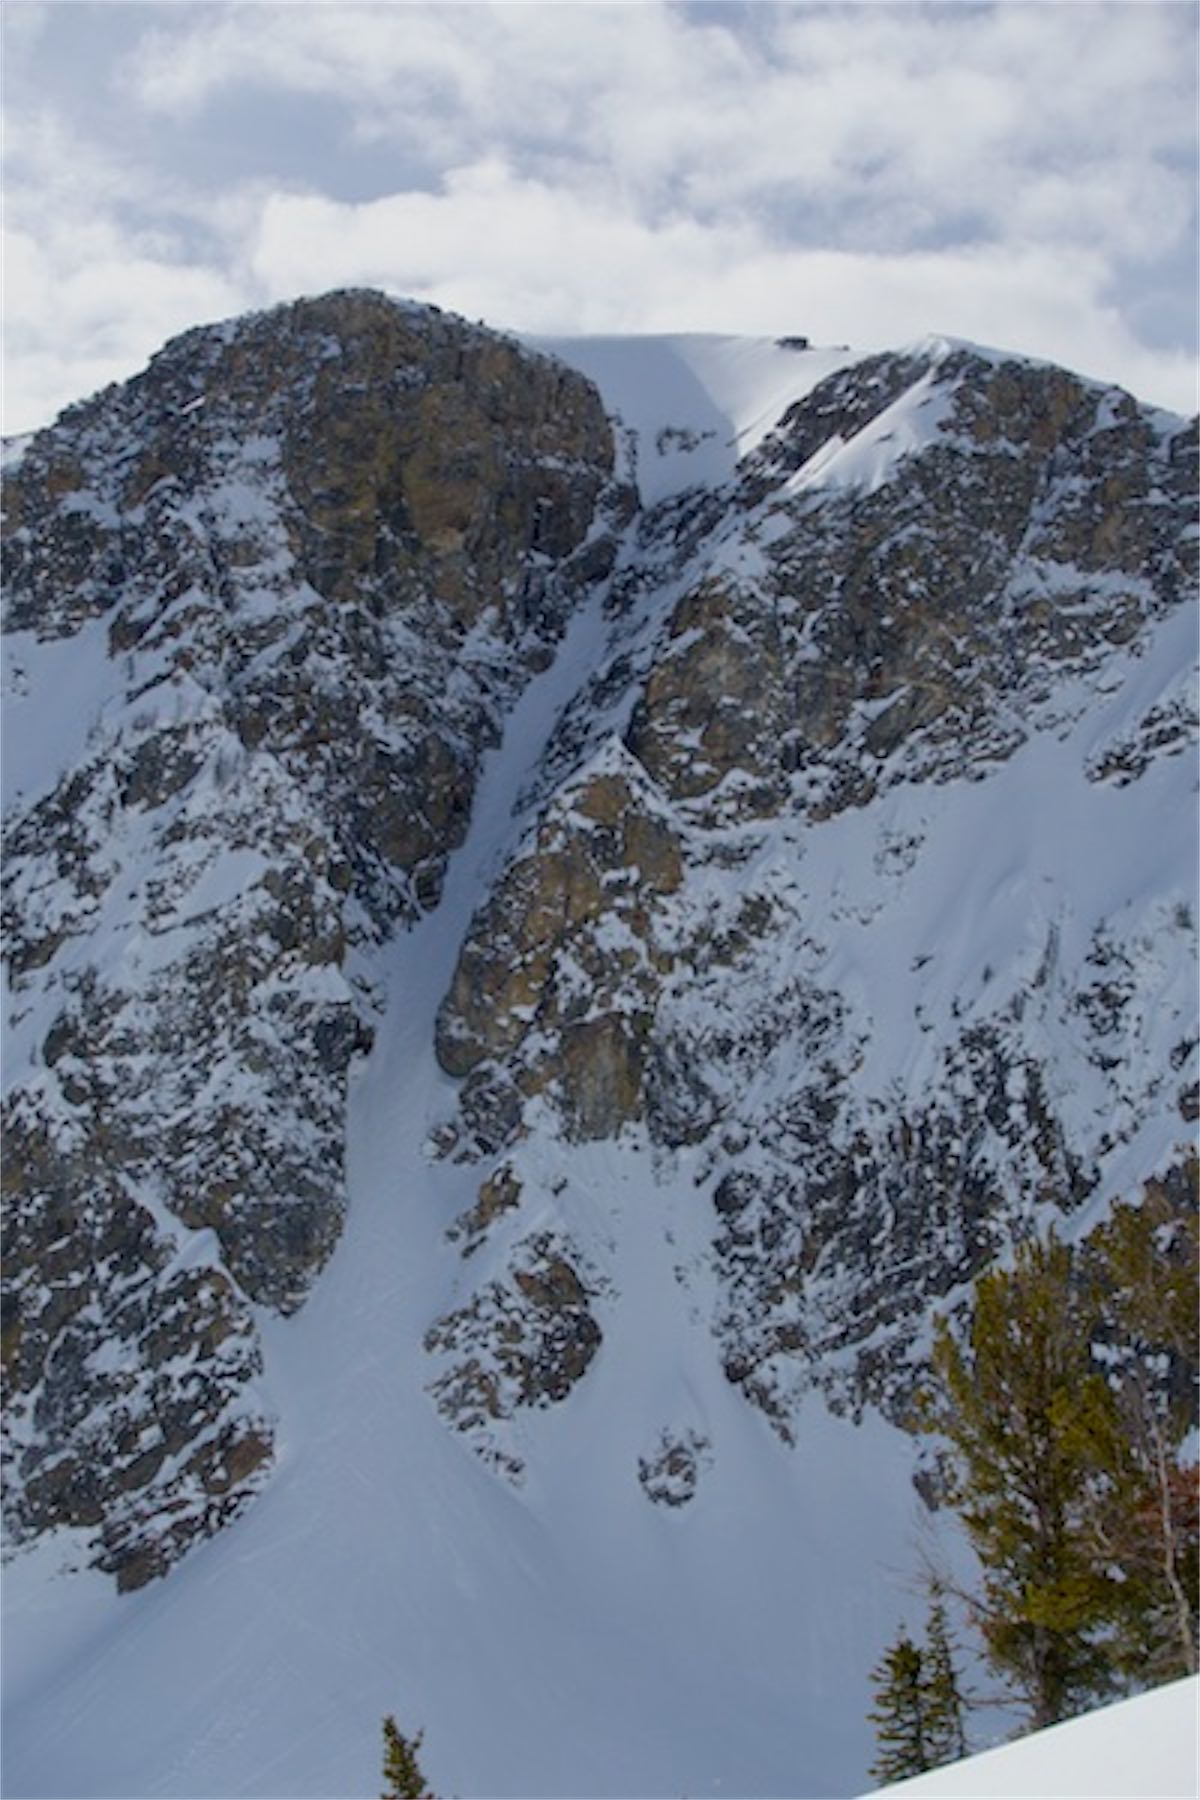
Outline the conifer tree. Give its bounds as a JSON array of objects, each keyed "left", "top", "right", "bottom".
[
  {"left": 381, "top": 1715, "right": 430, "bottom": 1800},
  {"left": 922, "top": 1596, "right": 968, "bottom": 1768},
  {"left": 1085, "top": 1167, "right": 1199, "bottom": 1683},
  {"left": 924, "top": 1233, "right": 1121, "bottom": 1729},
  {"left": 868, "top": 1630, "right": 930, "bottom": 1785}
]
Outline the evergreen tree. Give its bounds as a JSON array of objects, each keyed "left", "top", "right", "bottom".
[
  {"left": 922, "top": 1596, "right": 968, "bottom": 1768},
  {"left": 1085, "top": 1167, "right": 1199, "bottom": 1683},
  {"left": 923, "top": 1233, "right": 1121, "bottom": 1729},
  {"left": 868, "top": 1630, "right": 930, "bottom": 1784},
  {"left": 381, "top": 1715, "right": 430, "bottom": 1800}
]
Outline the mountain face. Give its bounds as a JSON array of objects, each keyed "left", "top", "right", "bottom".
[
  {"left": 1, "top": 293, "right": 1196, "bottom": 1796},
  {"left": 2, "top": 292, "right": 628, "bottom": 1587},
  {"left": 428, "top": 338, "right": 1198, "bottom": 1470}
]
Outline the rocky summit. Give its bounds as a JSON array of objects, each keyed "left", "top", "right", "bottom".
[
  {"left": 2, "top": 292, "right": 627, "bottom": 1586},
  {"left": 1, "top": 292, "right": 1196, "bottom": 1798}
]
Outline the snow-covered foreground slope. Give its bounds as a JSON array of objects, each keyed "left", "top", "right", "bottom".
[
  {"left": 2, "top": 296, "right": 1196, "bottom": 1799},
  {"left": 2, "top": 572, "right": 959, "bottom": 1799},
  {"left": 872, "top": 1676, "right": 1199, "bottom": 1799}
]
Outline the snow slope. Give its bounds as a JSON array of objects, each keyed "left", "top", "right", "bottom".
[
  {"left": 529, "top": 330, "right": 857, "bottom": 502},
  {"left": 1, "top": 541, "right": 965, "bottom": 1799},
  {"left": 872, "top": 1676, "right": 1199, "bottom": 1799}
]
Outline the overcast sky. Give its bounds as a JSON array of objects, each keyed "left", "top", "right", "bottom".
[{"left": 3, "top": 1, "right": 1197, "bottom": 433}]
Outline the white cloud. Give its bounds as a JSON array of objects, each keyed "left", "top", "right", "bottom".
[
  {"left": 240, "top": 161, "right": 1197, "bottom": 414},
  {"left": 118, "top": 1, "right": 1196, "bottom": 261},
  {"left": 1, "top": 111, "right": 248, "bottom": 432},
  {"left": 3, "top": 216, "right": 246, "bottom": 433},
  {"left": 1, "top": 2, "right": 50, "bottom": 61},
  {"left": 2, "top": 2, "right": 1195, "bottom": 432}
]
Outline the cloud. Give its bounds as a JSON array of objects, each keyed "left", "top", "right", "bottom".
[
  {"left": 2, "top": 1, "right": 1195, "bottom": 432},
  {"left": 242, "top": 161, "right": 1197, "bottom": 412},
  {"left": 1, "top": 110, "right": 248, "bottom": 433},
  {"left": 118, "top": 2, "right": 1196, "bottom": 258},
  {"left": 1, "top": 2, "right": 50, "bottom": 61},
  {"left": 3, "top": 215, "right": 245, "bottom": 437}
]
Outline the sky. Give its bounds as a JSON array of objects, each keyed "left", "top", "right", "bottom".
[{"left": 2, "top": 1, "right": 1197, "bottom": 435}]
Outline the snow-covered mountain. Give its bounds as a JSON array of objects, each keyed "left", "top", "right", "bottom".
[{"left": 1, "top": 292, "right": 1196, "bottom": 1798}]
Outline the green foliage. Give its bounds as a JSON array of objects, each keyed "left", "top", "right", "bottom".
[
  {"left": 381, "top": 1715, "right": 430, "bottom": 1800},
  {"left": 868, "top": 1630, "right": 930, "bottom": 1785},
  {"left": 917, "top": 1161, "right": 1199, "bottom": 1735},
  {"left": 1083, "top": 1163, "right": 1199, "bottom": 1683},
  {"left": 869, "top": 1600, "right": 969, "bottom": 1785},
  {"left": 926, "top": 1232, "right": 1123, "bottom": 1728},
  {"left": 922, "top": 1596, "right": 968, "bottom": 1768},
  {"left": 1090, "top": 1163, "right": 1197, "bottom": 1381}
]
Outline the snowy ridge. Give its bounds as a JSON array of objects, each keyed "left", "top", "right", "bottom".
[{"left": 530, "top": 330, "right": 860, "bottom": 502}]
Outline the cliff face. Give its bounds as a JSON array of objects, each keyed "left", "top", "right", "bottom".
[
  {"left": 2, "top": 297, "right": 1196, "bottom": 1589},
  {"left": 429, "top": 340, "right": 1198, "bottom": 1474},
  {"left": 1, "top": 292, "right": 627, "bottom": 1586}
]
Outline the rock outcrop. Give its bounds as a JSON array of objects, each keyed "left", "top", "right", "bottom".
[
  {"left": 1, "top": 293, "right": 625, "bottom": 1584},
  {"left": 431, "top": 341, "right": 1198, "bottom": 1455},
  {"left": 424, "top": 1232, "right": 603, "bottom": 1482}
]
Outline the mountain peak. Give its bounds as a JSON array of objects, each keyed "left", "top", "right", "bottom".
[{"left": 3, "top": 293, "right": 1196, "bottom": 1799}]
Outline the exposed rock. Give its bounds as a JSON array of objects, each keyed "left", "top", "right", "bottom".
[
  {"left": 424, "top": 1233, "right": 602, "bottom": 1479},
  {"left": 436, "top": 743, "right": 683, "bottom": 1149},
  {"left": 4, "top": 303, "right": 1195, "bottom": 1578},
  {"left": 626, "top": 577, "right": 790, "bottom": 818},
  {"left": 1, "top": 291, "right": 623, "bottom": 1584},
  {"left": 431, "top": 343, "right": 1198, "bottom": 1445},
  {"left": 449, "top": 1162, "right": 524, "bottom": 1258},
  {"left": 637, "top": 1429, "right": 712, "bottom": 1507},
  {"left": 1, "top": 1097, "right": 271, "bottom": 1581}
]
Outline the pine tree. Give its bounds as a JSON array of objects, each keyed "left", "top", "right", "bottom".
[
  {"left": 1084, "top": 1165, "right": 1199, "bottom": 1684},
  {"left": 922, "top": 1596, "right": 968, "bottom": 1768},
  {"left": 381, "top": 1715, "right": 430, "bottom": 1800},
  {"left": 923, "top": 1233, "right": 1121, "bottom": 1729},
  {"left": 868, "top": 1630, "right": 930, "bottom": 1784}
]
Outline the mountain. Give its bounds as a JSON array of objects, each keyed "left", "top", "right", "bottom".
[{"left": 1, "top": 291, "right": 1196, "bottom": 1798}]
